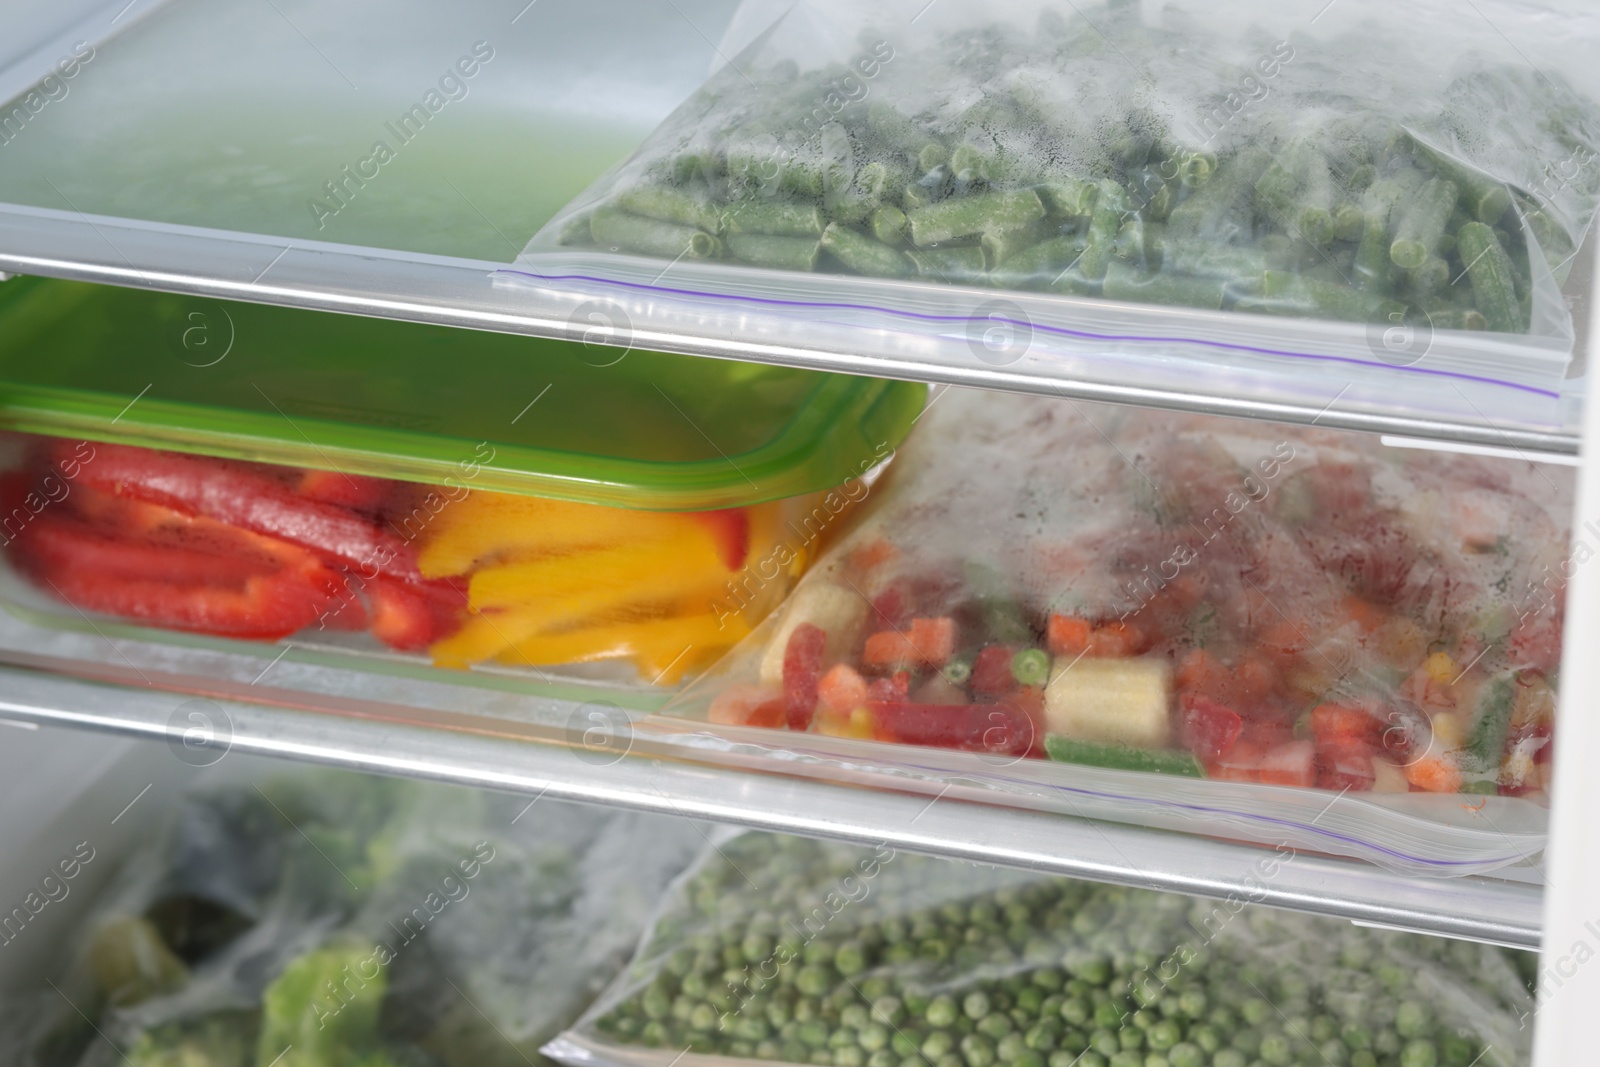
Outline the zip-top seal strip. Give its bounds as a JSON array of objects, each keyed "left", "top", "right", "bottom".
[{"left": 493, "top": 269, "right": 1564, "bottom": 401}]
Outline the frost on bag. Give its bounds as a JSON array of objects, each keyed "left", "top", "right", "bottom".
[
  {"left": 0, "top": 770, "right": 703, "bottom": 1067},
  {"left": 658, "top": 389, "right": 1571, "bottom": 871},
  {"left": 547, "top": 833, "right": 1537, "bottom": 1067},
  {"left": 525, "top": 0, "right": 1600, "bottom": 362}
]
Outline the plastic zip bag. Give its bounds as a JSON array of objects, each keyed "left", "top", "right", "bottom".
[
  {"left": 545, "top": 831, "right": 1537, "bottom": 1067},
  {"left": 0, "top": 768, "right": 705, "bottom": 1067},
  {"left": 649, "top": 388, "right": 1572, "bottom": 874},
  {"left": 506, "top": 0, "right": 1600, "bottom": 428}
]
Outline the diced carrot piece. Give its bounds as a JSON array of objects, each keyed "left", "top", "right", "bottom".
[
  {"left": 862, "top": 630, "right": 914, "bottom": 671},
  {"left": 1047, "top": 614, "right": 1093, "bottom": 656},
  {"left": 1403, "top": 752, "right": 1463, "bottom": 793},
  {"left": 817, "top": 663, "right": 870, "bottom": 714},
  {"left": 1086, "top": 621, "right": 1145, "bottom": 657},
  {"left": 861, "top": 617, "right": 956, "bottom": 670},
  {"left": 908, "top": 616, "right": 956, "bottom": 667}
]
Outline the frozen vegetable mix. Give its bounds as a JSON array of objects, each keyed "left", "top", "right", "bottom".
[
  {"left": 0, "top": 436, "right": 820, "bottom": 684},
  {"left": 662, "top": 390, "right": 1570, "bottom": 863},
  {"left": 526, "top": 0, "right": 1600, "bottom": 374},
  {"left": 1, "top": 770, "right": 705, "bottom": 1067},
  {"left": 548, "top": 832, "right": 1536, "bottom": 1067}
]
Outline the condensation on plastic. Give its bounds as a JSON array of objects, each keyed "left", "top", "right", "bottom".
[
  {"left": 0, "top": 769, "right": 705, "bottom": 1067},
  {"left": 649, "top": 388, "right": 1573, "bottom": 875},
  {"left": 546, "top": 832, "right": 1536, "bottom": 1067},
  {"left": 508, "top": 0, "right": 1600, "bottom": 427}
]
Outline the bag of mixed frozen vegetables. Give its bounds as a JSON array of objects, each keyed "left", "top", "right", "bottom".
[
  {"left": 0, "top": 768, "right": 704, "bottom": 1067},
  {"left": 547, "top": 832, "right": 1538, "bottom": 1067},
  {"left": 654, "top": 388, "right": 1572, "bottom": 873},
  {"left": 513, "top": 0, "right": 1600, "bottom": 409}
]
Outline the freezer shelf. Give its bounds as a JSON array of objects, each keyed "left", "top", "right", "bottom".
[
  {"left": 0, "top": 607, "right": 1543, "bottom": 951},
  {"left": 0, "top": 0, "right": 1586, "bottom": 455}
]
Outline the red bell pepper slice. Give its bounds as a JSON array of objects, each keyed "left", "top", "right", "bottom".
[
  {"left": 13, "top": 516, "right": 342, "bottom": 640},
  {"left": 366, "top": 574, "right": 465, "bottom": 650},
  {"left": 687, "top": 509, "right": 750, "bottom": 572},
  {"left": 867, "top": 671, "right": 910, "bottom": 703},
  {"left": 1309, "top": 704, "right": 1384, "bottom": 750},
  {"left": 969, "top": 645, "right": 1016, "bottom": 697},
  {"left": 64, "top": 441, "right": 422, "bottom": 581},
  {"left": 296, "top": 468, "right": 395, "bottom": 514},
  {"left": 867, "top": 701, "right": 1034, "bottom": 757},
  {"left": 782, "top": 622, "right": 827, "bottom": 731},
  {"left": 1180, "top": 695, "right": 1243, "bottom": 761}
]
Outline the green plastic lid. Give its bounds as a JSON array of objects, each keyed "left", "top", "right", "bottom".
[{"left": 0, "top": 278, "right": 925, "bottom": 511}]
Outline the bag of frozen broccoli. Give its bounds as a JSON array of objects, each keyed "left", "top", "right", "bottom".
[
  {"left": 508, "top": 0, "right": 1600, "bottom": 428},
  {"left": 645, "top": 387, "right": 1571, "bottom": 874},
  {"left": 546, "top": 831, "right": 1538, "bottom": 1067},
  {"left": 0, "top": 768, "right": 704, "bottom": 1067}
]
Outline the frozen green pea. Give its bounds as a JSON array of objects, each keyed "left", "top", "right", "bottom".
[
  {"left": 1167, "top": 1042, "right": 1203, "bottom": 1067},
  {"left": 929, "top": 996, "right": 962, "bottom": 1028},
  {"left": 591, "top": 208, "right": 720, "bottom": 259},
  {"left": 1147, "top": 1020, "right": 1182, "bottom": 1051},
  {"left": 979, "top": 1013, "right": 1016, "bottom": 1038},
  {"left": 869, "top": 1052, "right": 898, "bottom": 1067},
  {"left": 843, "top": 1004, "right": 872, "bottom": 1030},
  {"left": 1257, "top": 1031, "right": 1291, "bottom": 1065},
  {"left": 797, "top": 966, "right": 834, "bottom": 997},
  {"left": 727, "top": 232, "right": 821, "bottom": 271},
  {"left": 836, "top": 941, "right": 868, "bottom": 976},
  {"left": 965, "top": 992, "right": 993, "bottom": 1020},
  {"left": 925, "top": 1031, "right": 957, "bottom": 1060},
  {"left": 1400, "top": 1040, "right": 1438, "bottom": 1067},
  {"left": 963, "top": 1033, "right": 998, "bottom": 1067}
]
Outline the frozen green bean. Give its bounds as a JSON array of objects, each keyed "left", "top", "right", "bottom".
[
  {"left": 728, "top": 233, "right": 822, "bottom": 271},
  {"left": 725, "top": 200, "right": 826, "bottom": 237},
  {"left": 1036, "top": 178, "right": 1099, "bottom": 219},
  {"left": 1410, "top": 140, "right": 1513, "bottom": 223},
  {"left": 1074, "top": 182, "right": 1131, "bottom": 282},
  {"left": 871, "top": 205, "right": 910, "bottom": 246},
  {"left": 591, "top": 208, "right": 720, "bottom": 259},
  {"left": 1390, "top": 178, "right": 1459, "bottom": 269},
  {"left": 1456, "top": 221, "right": 1526, "bottom": 332},
  {"left": 822, "top": 223, "right": 911, "bottom": 277},
  {"left": 904, "top": 244, "right": 987, "bottom": 281},
  {"left": 616, "top": 185, "right": 725, "bottom": 234},
  {"left": 908, "top": 190, "right": 1046, "bottom": 247},
  {"left": 983, "top": 220, "right": 1056, "bottom": 269}
]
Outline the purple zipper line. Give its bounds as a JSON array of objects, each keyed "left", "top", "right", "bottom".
[
  {"left": 493, "top": 269, "right": 1562, "bottom": 401},
  {"left": 708, "top": 733, "right": 1529, "bottom": 869}
]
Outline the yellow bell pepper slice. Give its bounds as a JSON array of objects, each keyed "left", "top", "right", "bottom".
[
  {"left": 417, "top": 492, "right": 698, "bottom": 578},
  {"left": 467, "top": 529, "right": 726, "bottom": 611},
  {"left": 490, "top": 610, "right": 753, "bottom": 685}
]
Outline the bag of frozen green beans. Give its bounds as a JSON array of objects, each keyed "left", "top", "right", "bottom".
[
  {"left": 544, "top": 832, "right": 1537, "bottom": 1067},
  {"left": 508, "top": 0, "right": 1600, "bottom": 425}
]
